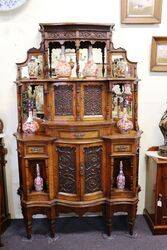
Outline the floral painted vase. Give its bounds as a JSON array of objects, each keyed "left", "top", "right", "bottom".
[
  {"left": 117, "top": 109, "right": 133, "bottom": 134},
  {"left": 34, "top": 164, "right": 43, "bottom": 192},
  {"left": 117, "top": 161, "right": 125, "bottom": 190},
  {"left": 28, "top": 57, "right": 38, "bottom": 78},
  {"left": 82, "top": 45, "right": 98, "bottom": 78},
  {"left": 22, "top": 110, "right": 39, "bottom": 134},
  {"left": 55, "top": 45, "right": 71, "bottom": 78}
]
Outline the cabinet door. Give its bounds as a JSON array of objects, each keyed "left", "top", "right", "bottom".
[
  {"left": 157, "top": 164, "right": 167, "bottom": 224},
  {"left": 80, "top": 143, "right": 105, "bottom": 201},
  {"left": 80, "top": 82, "right": 106, "bottom": 121},
  {"left": 55, "top": 144, "right": 80, "bottom": 201},
  {"left": 53, "top": 83, "right": 76, "bottom": 121}
]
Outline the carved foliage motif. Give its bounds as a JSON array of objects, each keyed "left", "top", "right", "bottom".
[
  {"left": 45, "top": 32, "right": 76, "bottom": 40},
  {"left": 54, "top": 85, "right": 73, "bottom": 116},
  {"left": 84, "top": 146, "right": 102, "bottom": 194},
  {"left": 84, "top": 85, "right": 102, "bottom": 116},
  {"left": 57, "top": 146, "right": 76, "bottom": 194},
  {"left": 79, "top": 31, "right": 107, "bottom": 39}
]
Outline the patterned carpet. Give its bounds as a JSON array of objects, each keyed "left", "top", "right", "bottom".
[{"left": 1, "top": 215, "right": 167, "bottom": 250}]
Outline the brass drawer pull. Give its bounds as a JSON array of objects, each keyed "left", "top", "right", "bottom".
[{"left": 74, "top": 132, "right": 85, "bottom": 139}]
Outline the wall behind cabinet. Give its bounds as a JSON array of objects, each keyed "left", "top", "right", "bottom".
[{"left": 0, "top": 0, "right": 166, "bottom": 218}]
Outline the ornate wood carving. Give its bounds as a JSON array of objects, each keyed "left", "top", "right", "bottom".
[
  {"left": 84, "top": 146, "right": 102, "bottom": 194},
  {"left": 84, "top": 85, "right": 102, "bottom": 116},
  {"left": 57, "top": 146, "right": 76, "bottom": 194},
  {"left": 54, "top": 85, "right": 73, "bottom": 116},
  {"left": 45, "top": 31, "right": 76, "bottom": 40},
  {"left": 79, "top": 31, "right": 107, "bottom": 39}
]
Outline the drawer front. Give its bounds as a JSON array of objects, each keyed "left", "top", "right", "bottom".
[
  {"left": 26, "top": 145, "right": 46, "bottom": 155},
  {"left": 113, "top": 144, "right": 132, "bottom": 153},
  {"left": 59, "top": 130, "right": 99, "bottom": 139}
]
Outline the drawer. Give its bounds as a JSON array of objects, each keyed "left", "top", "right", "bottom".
[
  {"left": 26, "top": 145, "right": 46, "bottom": 155},
  {"left": 59, "top": 130, "right": 99, "bottom": 139},
  {"left": 112, "top": 144, "right": 133, "bottom": 153}
]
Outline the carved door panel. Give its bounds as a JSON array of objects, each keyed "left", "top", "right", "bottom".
[
  {"left": 157, "top": 164, "right": 167, "bottom": 224},
  {"left": 52, "top": 83, "right": 77, "bottom": 121},
  {"left": 80, "top": 82, "right": 106, "bottom": 121},
  {"left": 55, "top": 144, "right": 80, "bottom": 201},
  {"left": 80, "top": 143, "right": 104, "bottom": 201}
]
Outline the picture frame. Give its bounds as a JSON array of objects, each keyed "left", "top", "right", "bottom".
[
  {"left": 151, "top": 36, "right": 167, "bottom": 72},
  {"left": 121, "top": 0, "right": 163, "bottom": 24}
]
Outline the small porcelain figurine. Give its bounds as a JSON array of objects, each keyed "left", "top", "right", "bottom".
[
  {"left": 112, "top": 58, "right": 128, "bottom": 78},
  {"left": 55, "top": 45, "right": 71, "bottom": 78},
  {"left": 117, "top": 161, "right": 125, "bottom": 190},
  {"left": 117, "top": 108, "right": 133, "bottom": 134},
  {"left": 22, "top": 110, "right": 39, "bottom": 134},
  {"left": 28, "top": 57, "right": 38, "bottom": 78},
  {"left": 82, "top": 45, "right": 98, "bottom": 78},
  {"left": 34, "top": 164, "right": 43, "bottom": 192}
]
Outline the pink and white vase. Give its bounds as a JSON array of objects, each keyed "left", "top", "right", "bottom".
[
  {"left": 82, "top": 45, "right": 98, "bottom": 78},
  {"left": 55, "top": 45, "right": 71, "bottom": 78},
  {"left": 34, "top": 164, "right": 43, "bottom": 192},
  {"left": 117, "top": 161, "right": 125, "bottom": 190},
  {"left": 117, "top": 109, "right": 133, "bottom": 134},
  {"left": 22, "top": 110, "right": 39, "bottom": 134}
]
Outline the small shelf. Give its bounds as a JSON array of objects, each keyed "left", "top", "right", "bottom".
[
  {"left": 15, "top": 77, "right": 137, "bottom": 84},
  {"left": 111, "top": 188, "right": 130, "bottom": 193}
]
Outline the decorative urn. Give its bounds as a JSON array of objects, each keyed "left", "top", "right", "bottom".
[
  {"left": 34, "top": 164, "right": 43, "bottom": 192},
  {"left": 22, "top": 110, "right": 39, "bottom": 134},
  {"left": 158, "top": 108, "right": 167, "bottom": 157},
  {"left": 82, "top": 45, "right": 98, "bottom": 78},
  {"left": 117, "top": 108, "right": 133, "bottom": 134},
  {"left": 117, "top": 161, "right": 125, "bottom": 190},
  {"left": 55, "top": 45, "right": 71, "bottom": 78}
]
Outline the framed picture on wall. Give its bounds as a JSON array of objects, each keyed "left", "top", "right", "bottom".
[
  {"left": 121, "top": 0, "right": 163, "bottom": 24},
  {"left": 151, "top": 37, "right": 167, "bottom": 72}
]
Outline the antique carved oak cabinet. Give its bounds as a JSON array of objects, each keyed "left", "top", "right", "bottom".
[{"left": 15, "top": 23, "right": 141, "bottom": 238}]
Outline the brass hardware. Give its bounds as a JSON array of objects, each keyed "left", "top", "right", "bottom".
[{"left": 74, "top": 132, "right": 85, "bottom": 139}]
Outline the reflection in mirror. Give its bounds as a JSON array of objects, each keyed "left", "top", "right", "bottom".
[
  {"left": 22, "top": 85, "right": 44, "bottom": 121},
  {"left": 112, "top": 83, "right": 132, "bottom": 119}
]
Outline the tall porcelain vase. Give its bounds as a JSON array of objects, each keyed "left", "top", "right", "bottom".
[
  {"left": 34, "top": 164, "right": 43, "bottom": 192},
  {"left": 117, "top": 161, "right": 125, "bottom": 190},
  {"left": 55, "top": 45, "right": 71, "bottom": 78},
  {"left": 82, "top": 45, "right": 98, "bottom": 78}
]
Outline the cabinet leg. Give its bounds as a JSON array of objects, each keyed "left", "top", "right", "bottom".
[
  {"left": 26, "top": 220, "right": 32, "bottom": 239},
  {"left": 0, "top": 237, "right": 3, "bottom": 247},
  {"left": 105, "top": 206, "right": 113, "bottom": 236},
  {"left": 22, "top": 207, "right": 32, "bottom": 239},
  {"left": 128, "top": 205, "right": 137, "bottom": 235},
  {"left": 50, "top": 219, "right": 56, "bottom": 238}
]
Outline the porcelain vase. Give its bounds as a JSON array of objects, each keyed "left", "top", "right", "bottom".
[
  {"left": 22, "top": 110, "right": 39, "bottom": 134},
  {"left": 82, "top": 45, "right": 98, "bottom": 78},
  {"left": 117, "top": 161, "right": 125, "bottom": 190},
  {"left": 117, "top": 109, "right": 133, "bottom": 134},
  {"left": 34, "top": 164, "right": 43, "bottom": 192},
  {"left": 55, "top": 45, "right": 71, "bottom": 78}
]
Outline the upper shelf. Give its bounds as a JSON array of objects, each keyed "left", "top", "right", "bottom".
[
  {"left": 39, "top": 22, "right": 115, "bottom": 42},
  {"left": 16, "top": 23, "right": 137, "bottom": 81}
]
